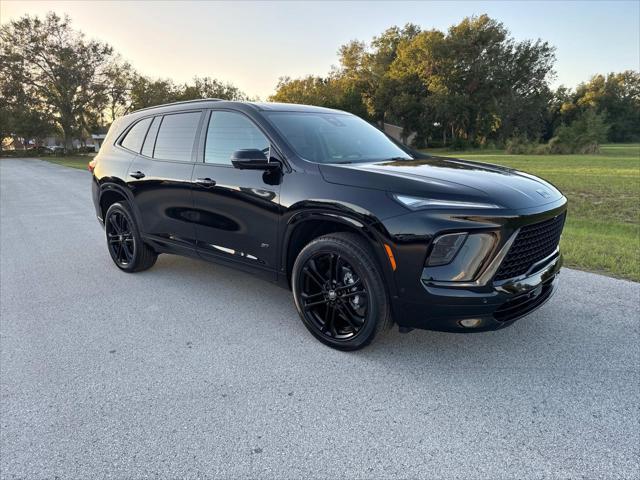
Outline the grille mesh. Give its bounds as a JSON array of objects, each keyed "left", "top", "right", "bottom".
[{"left": 494, "top": 213, "right": 565, "bottom": 281}]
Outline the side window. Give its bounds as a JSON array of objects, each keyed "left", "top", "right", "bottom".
[
  {"left": 120, "top": 117, "right": 152, "bottom": 153},
  {"left": 153, "top": 112, "right": 201, "bottom": 162},
  {"left": 141, "top": 116, "right": 161, "bottom": 157},
  {"left": 205, "top": 111, "right": 269, "bottom": 165}
]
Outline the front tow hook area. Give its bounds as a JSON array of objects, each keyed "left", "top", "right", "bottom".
[{"left": 495, "top": 253, "right": 562, "bottom": 296}]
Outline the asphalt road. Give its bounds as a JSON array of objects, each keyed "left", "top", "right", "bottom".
[{"left": 1, "top": 158, "right": 638, "bottom": 479}]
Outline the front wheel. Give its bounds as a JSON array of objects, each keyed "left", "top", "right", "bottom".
[
  {"left": 292, "top": 233, "right": 392, "bottom": 350},
  {"left": 104, "top": 201, "right": 157, "bottom": 272}
]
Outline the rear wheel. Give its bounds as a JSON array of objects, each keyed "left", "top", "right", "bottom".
[
  {"left": 104, "top": 201, "right": 157, "bottom": 272},
  {"left": 292, "top": 232, "right": 391, "bottom": 350}
]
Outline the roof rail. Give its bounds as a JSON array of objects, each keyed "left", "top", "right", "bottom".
[{"left": 131, "top": 98, "right": 225, "bottom": 114}]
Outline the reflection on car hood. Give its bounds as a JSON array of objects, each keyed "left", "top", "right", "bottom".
[{"left": 318, "top": 156, "right": 563, "bottom": 210}]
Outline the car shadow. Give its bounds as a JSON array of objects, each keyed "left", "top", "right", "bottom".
[{"left": 146, "top": 253, "right": 569, "bottom": 373}]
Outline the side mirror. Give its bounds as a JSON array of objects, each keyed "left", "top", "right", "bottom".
[{"left": 231, "top": 149, "right": 278, "bottom": 171}]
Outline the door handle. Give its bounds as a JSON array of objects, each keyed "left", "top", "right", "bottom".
[
  {"left": 195, "top": 177, "right": 217, "bottom": 187},
  {"left": 129, "top": 171, "right": 145, "bottom": 179}
]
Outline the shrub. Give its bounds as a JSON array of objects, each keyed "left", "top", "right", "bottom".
[
  {"left": 533, "top": 143, "right": 550, "bottom": 155},
  {"left": 505, "top": 135, "right": 538, "bottom": 154},
  {"left": 0, "top": 149, "right": 51, "bottom": 158},
  {"left": 450, "top": 137, "right": 475, "bottom": 151},
  {"left": 503, "top": 110, "right": 610, "bottom": 155},
  {"left": 547, "top": 136, "right": 571, "bottom": 154},
  {"left": 552, "top": 110, "right": 610, "bottom": 154}
]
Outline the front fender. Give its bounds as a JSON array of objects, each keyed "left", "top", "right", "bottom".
[{"left": 282, "top": 207, "right": 399, "bottom": 299}]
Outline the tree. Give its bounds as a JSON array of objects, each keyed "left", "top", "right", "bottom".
[
  {"left": 129, "top": 75, "right": 249, "bottom": 111},
  {"left": 103, "top": 58, "right": 136, "bottom": 121},
  {"left": 128, "top": 76, "right": 180, "bottom": 111},
  {"left": 0, "top": 49, "right": 55, "bottom": 148},
  {"left": 269, "top": 74, "right": 370, "bottom": 119},
  {"left": 566, "top": 71, "right": 640, "bottom": 142},
  {"left": 339, "top": 24, "right": 422, "bottom": 126},
  {"left": 179, "top": 76, "right": 248, "bottom": 101},
  {"left": 272, "top": 15, "right": 556, "bottom": 148},
  {"left": 0, "top": 13, "right": 116, "bottom": 151},
  {"left": 270, "top": 75, "right": 338, "bottom": 106}
]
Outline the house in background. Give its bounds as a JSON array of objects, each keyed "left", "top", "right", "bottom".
[
  {"left": 383, "top": 123, "right": 416, "bottom": 146},
  {"left": 91, "top": 133, "right": 107, "bottom": 152},
  {"left": 39, "top": 131, "right": 106, "bottom": 152}
]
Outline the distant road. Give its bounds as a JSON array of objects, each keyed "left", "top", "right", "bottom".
[{"left": 1, "top": 158, "right": 638, "bottom": 479}]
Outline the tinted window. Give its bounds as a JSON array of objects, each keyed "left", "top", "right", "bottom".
[
  {"left": 205, "top": 111, "right": 269, "bottom": 165},
  {"left": 266, "top": 112, "right": 411, "bottom": 164},
  {"left": 141, "top": 116, "right": 161, "bottom": 157},
  {"left": 153, "top": 112, "right": 201, "bottom": 162},
  {"left": 121, "top": 117, "right": 152, "bottom": 153}
]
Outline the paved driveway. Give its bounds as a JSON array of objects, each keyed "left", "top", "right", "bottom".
[{"left": 1, "top": 158, "right": 638, "bottom": 479}]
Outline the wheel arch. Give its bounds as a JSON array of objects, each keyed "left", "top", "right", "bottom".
[
  {"left": 282, "top": 211, "right": 398, "bottom": 296},
  {"left": 98, "top": 182, "right": 134, "bottom": 221}
]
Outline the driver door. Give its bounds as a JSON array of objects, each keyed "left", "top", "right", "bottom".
[{"left": 191, "top": 110, "right": 281, "bottom": 277}]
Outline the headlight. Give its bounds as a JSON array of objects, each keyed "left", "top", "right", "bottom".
[
  {"left": 427, "top": 233, "right": 467, "bottom": 266},
  {"left": 393, "top": 194, "right": 501, "bottom": 210}
]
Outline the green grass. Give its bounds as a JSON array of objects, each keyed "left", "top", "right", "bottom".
[
  {"left": 423, "top": 144, "right": 640, "bottom": 282},
  {"left": 40, "top": 154, "right": 95, "bottom": 170}
]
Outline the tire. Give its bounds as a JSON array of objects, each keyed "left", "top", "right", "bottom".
[
  {"left": 292, "top": 232, "right": 392, "bottom": 350},
  {"left": 104, "top": 201, "right": 157, "bottom": 273}
]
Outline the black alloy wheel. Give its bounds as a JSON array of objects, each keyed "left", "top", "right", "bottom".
[
  {"left": 299, "top": 252, "right": 368, "bottom": 340},
  {"left": 106, "top": 210, "right": 135, "bottom": 267},
  {"left": 104, "top": 201, "right": 157, "bottom": 272},
  {"left": 292, "top": 232, "right": 391, "bottom": 350}
]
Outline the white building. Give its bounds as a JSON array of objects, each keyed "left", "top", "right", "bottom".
[{"left": 383, "top": 123, "right": 416, "bottom": 146}]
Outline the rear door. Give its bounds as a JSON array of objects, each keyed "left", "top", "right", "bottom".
[
  {"left": 126, "top": 111, "right": 203, "bottom": 253},
  {"left": 191, "top": 109, "right": 281, "bottom": 276}
]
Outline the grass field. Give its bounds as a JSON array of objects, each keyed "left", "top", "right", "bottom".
[
  {"left": 424, "top": 144, "right": 640, "bottom": 282},
  {"left": 39, "top": 154, "right": 95, "bottom": 170},
  {"left": 35, "top": 145, "right": 640, "bottom": 281}
]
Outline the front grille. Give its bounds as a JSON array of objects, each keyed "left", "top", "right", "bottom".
[{"left": 494, "top": 213, "right": 565, "bottom": 281}]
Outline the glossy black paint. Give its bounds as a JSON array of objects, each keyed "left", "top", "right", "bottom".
[{"left": 92, "top": 99, "right": 567, "bottom": 333}]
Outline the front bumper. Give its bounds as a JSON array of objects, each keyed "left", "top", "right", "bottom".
[{"left": 393, "top": 251, "right": 562, "bottom": 332}]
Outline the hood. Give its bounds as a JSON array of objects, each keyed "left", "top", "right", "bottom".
[{"left": 318, "top": 156, "right": 563, "bottom": 210}]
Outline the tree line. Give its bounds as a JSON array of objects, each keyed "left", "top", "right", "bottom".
[
  {"left": 1, "top": 12, "right": 638, "bottom": 152},
  {"left": 0, "top": 13, "right": 248, "bottom": 150},
  {"left": 270, "top": 16, "right": 639, "bottom": 151}
]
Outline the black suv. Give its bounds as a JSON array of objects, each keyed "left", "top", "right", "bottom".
[{"left": 91, "top": 99, "right": 567, "bottom": 350}]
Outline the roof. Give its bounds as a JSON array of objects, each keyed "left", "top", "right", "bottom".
[
  {"left": 249, "top": 102, "right": 346, "bottom": 114},
  {"left": 128, "top": 98, "right": 348, "bottom": 116}
]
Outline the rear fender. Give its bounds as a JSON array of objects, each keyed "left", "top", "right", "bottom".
[{"left": 97, "top": 180, "right": 141, "bottom": 225}]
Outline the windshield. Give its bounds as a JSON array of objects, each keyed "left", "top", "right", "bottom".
[{"left": 266, "top": 112, "right": 413, "bottom": 164}]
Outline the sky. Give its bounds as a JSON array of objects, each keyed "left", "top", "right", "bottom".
[{"left": 1, "top": 0, "right": 638, "bottom": 99}]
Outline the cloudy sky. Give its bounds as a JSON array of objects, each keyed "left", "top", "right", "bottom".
[{"left": 2, "top": 0, "right": 638, "bottom": 99}]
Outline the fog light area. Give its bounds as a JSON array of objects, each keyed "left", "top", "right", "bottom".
[{"left": 459, "top": 318, "right": 482, "bottom": 328}]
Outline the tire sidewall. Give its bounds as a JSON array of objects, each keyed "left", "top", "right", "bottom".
[
  {"left": 105, "top": 201, "right": 142, "bottom": 272},
  {"left": 292, "top": 238, "right": 386, "bottom": 350}
]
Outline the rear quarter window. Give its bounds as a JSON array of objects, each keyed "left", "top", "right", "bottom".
[{"left": 120, "top": 117, "right": 153, "bottom": 153}]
